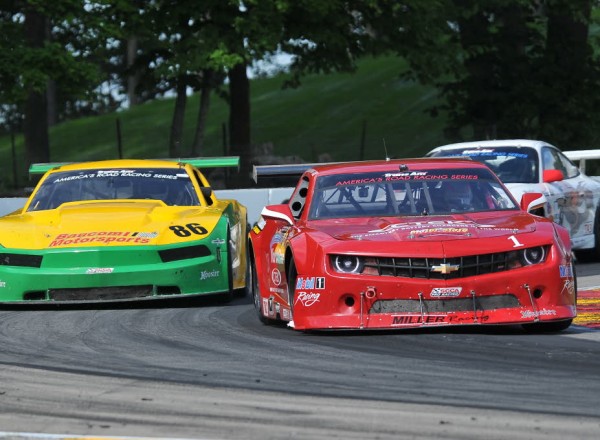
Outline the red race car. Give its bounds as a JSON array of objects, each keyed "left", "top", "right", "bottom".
[{"left": 248, "top": 158, "right": 577, "bottom": 332}]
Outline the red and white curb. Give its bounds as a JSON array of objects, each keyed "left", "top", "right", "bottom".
[{"left": 576, "top": 286, "right": 600, "bottom": 328}]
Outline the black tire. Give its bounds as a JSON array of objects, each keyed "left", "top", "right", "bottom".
[
  {"left": 287, "top": 259, "right": 298, "bottom": 313},
  {"left": 594, "top": 205, "right": 600, "bottom": 257},
  {"left": 219, "top": 229, "right": 234, "bottom": 303},
  {"left": 234, "top": 240, "right": 252, "bottom": 298},
  {"left": 575, "top": 205, "right": 600, "bottom": 262},
  {"left": 251, "top": 251, "right": 274, "bottom": 325}
]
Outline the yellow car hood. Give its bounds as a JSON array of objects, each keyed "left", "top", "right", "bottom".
[{"left": 0, "top": 201, "right": 223, "bottom": 250}]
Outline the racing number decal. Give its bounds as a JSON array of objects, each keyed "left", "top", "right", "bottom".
[
  {"left": 508, "top": 235, "right": 524, "bottom": 248},
  {"left": 169, "top": 223, "right": 208, "bottom": 237}
]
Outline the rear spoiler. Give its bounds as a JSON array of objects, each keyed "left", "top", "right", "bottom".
[
  {"left": 251, "top": 157, "right": 467, "bottom": 184},
  {"left": 563, "top": 150, "right": 600, "bottom": 174},
  {"left": 252, "top": 159, "right": 395, "bottom": 183},
  {"left": 29, "top": 156, "right": 240, "bottom": 176},
  {"left": 252, "top": 163, "right": 320, "bottom": 184}
]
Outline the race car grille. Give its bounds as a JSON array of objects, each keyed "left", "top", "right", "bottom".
[
  {"left": 159, "top": 245, "right": 211, "bottom": 262},
  {"left": 370, "top": 294, "right": 521, "bottom": 314},
  {"left": 0, "top": 253, "right": 43, "bottom": 268},
  {"left": 366, "top": 252, "right": 515, "bottom": 280},
  {"left": 48, "top": 286, "right": 156, "bottom": 301}
]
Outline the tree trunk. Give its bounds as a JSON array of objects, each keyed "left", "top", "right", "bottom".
[
  {"left": 539, "top": 0, "right": 592, "bottom": 144},
  {"left": 169, "top": 77, "right": 188, "bottom": 158},
  {"left": 46, "top": 80, "right": 57, "bottom": 127},
  {"left": 23, "top": 8, "right": 50, "bottom": 167},
  {"left": 45, "top": 19, "right": 57, "bottom": 127},
  {"left": 228, "top": 62, "right": 252, "bottom": 188},
  {"left": 191, "top": 69, "right": 213, "bottom": 156},
  {"left": 126, "top": 37, "right": 140, "bottom": 107}
]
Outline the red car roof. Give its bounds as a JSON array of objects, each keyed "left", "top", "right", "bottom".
[{"left": 307, "top": 158, "right": 481, "bottom": 176}]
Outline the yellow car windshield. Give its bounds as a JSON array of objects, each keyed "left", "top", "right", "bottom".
[{"left": 28, "top": 168, "right": 200, "bottom": 211}]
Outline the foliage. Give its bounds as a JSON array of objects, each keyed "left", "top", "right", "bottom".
[
  {"left": 2, "top": 0, "right": 600, "bottom": 183},
  {"left": 0, "top": 56, "right": 448, "bottom": 188},
  {"left": 392, "top": 0, "right": 600, "bottom": 147},
  {"left": 0, "top": 0, "right": 112, "bottom": 126}
]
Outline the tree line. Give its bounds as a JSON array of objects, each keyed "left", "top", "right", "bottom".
[{"left": 1, "top": 0, "right": 598, "bottom": 187}]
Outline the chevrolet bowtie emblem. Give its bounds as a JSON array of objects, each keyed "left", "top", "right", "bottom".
[{"left": 431, "top": 263, "right": 460, "bottom": 274}]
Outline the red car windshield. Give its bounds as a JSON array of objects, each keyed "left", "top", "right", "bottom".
[{"left": 308, "top": 168, "right": 518, "bottom": 219}]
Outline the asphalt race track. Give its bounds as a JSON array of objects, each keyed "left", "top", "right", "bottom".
[{"left": 0, "top": 262, "right": 599, "bottom": 440}]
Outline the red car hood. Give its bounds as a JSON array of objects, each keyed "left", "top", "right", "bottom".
[{"left": 309, "top": 213, "right": 536, "bottom": 242}]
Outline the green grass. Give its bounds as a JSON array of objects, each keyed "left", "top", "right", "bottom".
[{"left": 0, "top": 55, "right": 449, "bottom": 189}]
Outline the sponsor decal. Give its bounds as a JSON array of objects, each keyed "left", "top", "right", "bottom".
[
  {"left": 460, "top": 149, "right": 527, "bottom": 159},
  {"left": 135, "top": 232, "right": 159, "bottom": 239},
  {"left": 271, "top": 247, "right": 285, "bottom": 264},
  {"left": 262, "top": 298, "right": 270, "bottom": 315},
  {"left": 352, "top": 219, "right": 520, "bottom": 240},
  {"left": 384, "top": 172, "right": 447, "bottom": 182},
  {"left": 211, "top": 238, "right": 226, "bottom": 245},
  {"left": 333, "top": 171, "right": 484, "bottom": 186},
  {"left": 200, "top": 270, "right": 220, "bottom": 280},
  {"left": 271, "top": 269, "right": 282, "bottom": 286},
  {"left": 85, "top": 268, "right": 114, "bottom": 274},
  {"left": 297, "top": 277, "right": 325, "bottom": 290},
  {"left": 282, "top": 308, "right": 291, "bottom": 320},
  {"left": 391, "top": 315, "right": 447, "bottom": 325},
  {"left": 269, "top": 287, "right": 285, "bottom": 294},
  {"left": 0, "top": 280, "right": 5, "bottom": 288},
  {"left": 559, "top": 265, "right": 574, "bottom": 278},
  {"left": 336, "top": 177, "right": 384, "bottom": 185},
  {"left": 430, "top": 287, "right": 462, "bottom": 297},
  {"left": 366, "top": 220, "right": 493, "bottom": 235},
  {"left": 411, "top": 227, "right": 468, "bottom": 235},
  {"left": 53, "top": 170, "right": 184, "bottom": 183},
  {"left": 562, "top": 280, "right": 576, "bottom": 296},
  {"left": 462, "top": 149, "right": 495, "bottom": 155},
  {"left": 385, "top": 171, "right": 427, "bottom": 178},
  {"left": 521, "top": 308, "right": 557, "bottom": 319},
  {"left": 53, "top": 173, "right": 95, "bottom": 183},
  {"left": 297, "top": 277, "right": 311, "bottom": 289},
  {"left": 295, "top": 291, "right": 320, "bottom": 307},
  {"left": 448, "top": 314, "right": 490, "bottom": 323},
  {"left": 270, "top": 229, "right": 288, "bottom": 264},
  {"left": 270, "top": 231, "right": 284, "bottom": 246},
  {"left": 50, "top": 231, "right": 156, "bottom": 247},
  {"left": 97, "top": 170, "right": 150, "bottom": 178}
]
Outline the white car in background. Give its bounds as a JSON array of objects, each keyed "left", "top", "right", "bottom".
[{"left": 427, "top": 139, "right": 600, "bottom": 260}]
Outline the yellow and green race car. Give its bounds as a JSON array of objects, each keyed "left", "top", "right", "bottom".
[{"left": 0, "top": 157, "right": 249, "bottom": 303}]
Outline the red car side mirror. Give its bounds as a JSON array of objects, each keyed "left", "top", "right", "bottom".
[
  {"left": 543, "top": 169, "right": 564, "bottom": 183},
  {"left": 520, "top": 192, "right": 545, "bottom": 214}
]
